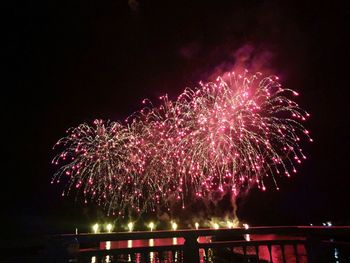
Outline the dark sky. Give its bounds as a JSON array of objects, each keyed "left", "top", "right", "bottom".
[{"left": 5, "top": 0, "right": 349, "bottom": 235}]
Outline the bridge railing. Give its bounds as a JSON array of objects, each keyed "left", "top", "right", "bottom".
[{"left": 49, "top": 226, "right": 350, "bottom": 262}]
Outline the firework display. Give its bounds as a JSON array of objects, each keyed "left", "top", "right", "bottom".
[{"left": 52, "top": 71, "right": 311, "bottom": 216}]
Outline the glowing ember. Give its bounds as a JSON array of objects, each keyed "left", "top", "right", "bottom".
[{"left": 52, "top": 71, "right": 311, "bottom": 216}]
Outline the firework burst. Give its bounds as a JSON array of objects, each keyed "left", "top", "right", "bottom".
[{"left": 52, "top": 71, "right": 311, "bottom": 216}]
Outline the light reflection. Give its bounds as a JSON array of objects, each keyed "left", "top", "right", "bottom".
[
  {"left": 127, "top": 240, "right": 133, "bottom": 248},
  {"left": 150, "top": 251, "right": 154, "bottom": 262},
  {"left": 105, "top": 241, "right": 111, "bottom": 250},
  {"left": 199, "top": 248, "right": 206, "bottom": 262},
  {"left": 149, "top": 238, "right": 154, "bottom": 246},
  {"left": 334, "top": 248, "right": 339, "bottom": 262},
  {"left": 243, "top": 223, "right": 250, "bottom": 241},
  {"left": 105, "top": 255, "right": 111, "bottom": 263},
  {"left": 91, "top": 256, "right": 96, "bottom": 263},
  {"left": 173, "top": 237, "right": 177, "bottom": 245}
]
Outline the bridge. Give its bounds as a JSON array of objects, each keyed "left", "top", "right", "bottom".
[{"left": 42, "top": 226, "right": 350, "bottom": 262}]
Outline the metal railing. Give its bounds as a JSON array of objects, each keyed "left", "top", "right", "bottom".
[{"left": 48, "top": 226, "right": 350, "bottom": 262}]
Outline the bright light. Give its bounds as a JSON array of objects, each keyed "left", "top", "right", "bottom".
[
  {"left": 106, "top": 223, "right": 113, "bottom": 233},
  {"left": 334, "top": 248, "right": 339, "bottom": 260},
  {"left": 92, "top": 223, "right": 99, "bottom": 234},
  {"left": 128, "top": 222, "right": 134, "bottom": 232},
  {"left": 173, "top": 237, "right": 178, "bottom": 245},
  {"left": 91, "top": 256, "right": 96, "bottom": 263},
  {"left": 127, "top": 240, "right": 133, "bottom": 248},
  {"left": 149, "top": 238, "right": 154, "bottom": 246},
  {"left": 172, "top": 222, "right": 178, "bottom": 231},
  {"left": 243, "top": 223, "right": 250, "bottom": 241},
  {"left": 195, "top": 222, "right": 199, "bottom": 230},
  {"left": 327, "top": 221, "right": 332, "bottom": 227},
  {"left": 148, "top": 222, "right": 155, "bottom": 231},
  {"left": 105, "top": 241, "right": 111, "bottom": 250},
  {"left": 213, "top": 223, "right": 219, "bottom": 230},
  {"left": 227, "top": 221, "right": 233, "bottom": 229}
]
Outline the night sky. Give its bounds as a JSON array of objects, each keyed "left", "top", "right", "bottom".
[{"left": 5, "top": 0, "right": 349, "bottom": 236}]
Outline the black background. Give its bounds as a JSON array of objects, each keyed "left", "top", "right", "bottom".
[{"left": 5, "top": 0, "right": 349, "bottom": 236}]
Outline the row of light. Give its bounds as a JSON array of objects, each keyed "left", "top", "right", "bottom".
[
  {"left": 92, "top": 223, "right": 114, "bottom": 233},
  {"left": 309, "top": 221, "right": 333, "bottom": 227},
  {"left": 91, "top": 221, "right": 248, "bottom": 233}
]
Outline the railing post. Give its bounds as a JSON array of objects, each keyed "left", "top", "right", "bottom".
[
  {"left": 306, "top": 237, "right": 322, "bottom": 263},
  {"left": 184, "top": 235, "right": 199, "bottom": 262}
]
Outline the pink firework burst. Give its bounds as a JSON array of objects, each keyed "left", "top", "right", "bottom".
[{"left": 52, "top": 71, "right": 312, "bottom": 216}]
